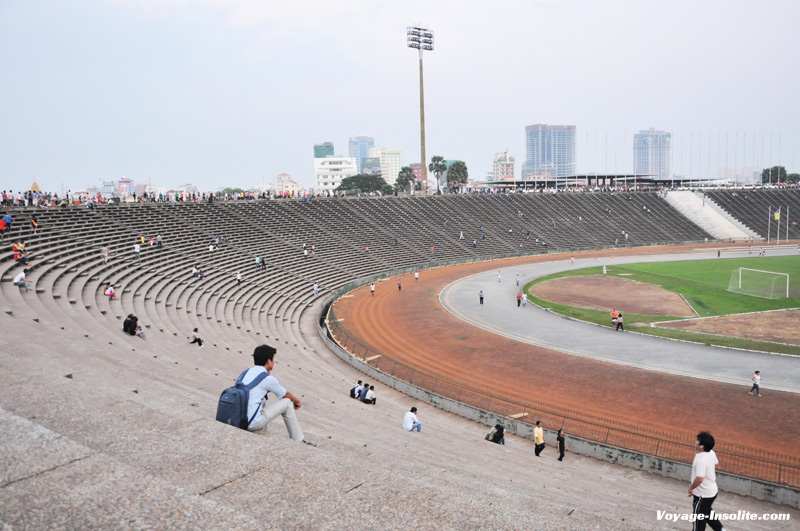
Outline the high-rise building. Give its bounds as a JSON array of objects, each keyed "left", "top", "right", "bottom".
[
  {"left": 348, "top": 136, "right": 374, "bottom": 173},
  {"left": 493, "top": 151, "right": 515, "bottom": 181},
  {"left": 361, "top": 157, "right": 382, "bottom": 175},
  {"left": 523, "top": 124, "right": 576, "bottom": 178},
  {"left": 314, "top": 142, "right": 334, "bottom": 158},
  {"left": 367, "top": 146, "right": 403, "bottom": 186},
  {"left": 633, "top": 129, "right": 672, "bottom": 180},
  {"left": 314, "top": 156, "right": 358, "bottom": 193}
]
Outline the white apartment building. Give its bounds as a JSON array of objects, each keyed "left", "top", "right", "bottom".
[
  {"left": 314, "top": 157, "right": 358, "bottom": 193},
  {"left": 493, "top": 151, "right": 515, "bottom": 181},
  {"left": 367, "top": 146, "right": 403, "bottom": 186},
  {"left": 273, "top": 173, "right": 303, "bottom": 195}
]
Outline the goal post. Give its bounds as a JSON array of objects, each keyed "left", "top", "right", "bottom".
[{"left": 727, "top": 268, "right": 789, "bottom": 299}]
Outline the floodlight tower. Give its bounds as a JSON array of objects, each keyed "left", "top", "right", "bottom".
[{"left": 407, "top": 26, "right": 433, "bottom": 195}]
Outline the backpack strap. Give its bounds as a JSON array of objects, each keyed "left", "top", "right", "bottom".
[{"left": 241, "top": 370, "right": 269, "bottom": 427}]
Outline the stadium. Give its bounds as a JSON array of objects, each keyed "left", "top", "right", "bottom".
[{"left": 1, "top": 189, "right": 799, "bottom": 528}]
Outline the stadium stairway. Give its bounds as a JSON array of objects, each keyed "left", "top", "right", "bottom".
[{"left": 664, "top": 190, "right": 755, "bottom": 240}]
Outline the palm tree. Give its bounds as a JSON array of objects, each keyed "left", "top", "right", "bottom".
[
  {"left": 428, "top": 156, "right": 447, "bottom": 194},
  {"left": 394, "top": 166, "right": 416, "bottom": 194},
  {"left": 446, "top": 160, "right": 468, "bottom": 193}
]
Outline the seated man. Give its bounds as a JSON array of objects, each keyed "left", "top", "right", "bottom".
[
  {"left": 122, "top": 314, "right": 138, "bottom": 335},
  {"left": 13, "top": 268, "right": 32, "bottom": 292},
  {"left": 243, "top": 344, "right": 313, "bottom": 445},
  {"left": 361, "top": 385, "right": 376, "bottom": 405},
  {"left": 14, "top": 250, "right": 28, "bottom": 265},
  {"left": 403, "top": 407, "right": 421, "bottom": 432},
  {"left": 350, "top": 380, "right": 363, "bottom": 399}
]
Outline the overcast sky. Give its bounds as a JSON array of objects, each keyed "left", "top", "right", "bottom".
[{"left": 1, "top": 0, "right": 798, "bottom": 193}]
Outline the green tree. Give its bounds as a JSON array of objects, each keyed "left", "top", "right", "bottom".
[
  {"left": 220, "top": 187, "right": 246, "bottom": 195},
  {"left": 761, "top": 166, "right": 787, "bottom": 184},
  {"left": 428, "top": 156, "right": 447, "bottom": 192},
  {"left": 394, "top": 166, "right": 416, "bottom": 194},
  {"left": 446, "top": 160, "right": 469, "bottom": 192},
  {"left": 336, "top": 174, "right": 393, "bottom": 195},
  {"left": 786, "top": 173, "right": 799, "bottom": 184}
]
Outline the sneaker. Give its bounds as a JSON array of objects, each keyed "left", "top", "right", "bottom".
[
  {"left": 302, "top": 440, "right": 316, "bottom": 447},
  {"left": 748, "top": 391, "right": 753, "bottom": 395},
  {"left": 758, "top": 395, "right": 762, "bottom": 397}
]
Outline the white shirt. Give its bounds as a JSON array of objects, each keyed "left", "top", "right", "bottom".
[
  {"left": 364, "top": 389, "right": 375, "bottom": 401},
  {"left": 242, "top": 366, "right": 287, "bottom": 427},
  {"left": 13, "top": 271, "right": 26, "bottom": 283},
  {"left": 691, "top": 450, "right": 719, "bottom": 497},
  {"left": 134, "top": 244, "right": 140, "bottom": 252},
  {"left": 403, "top": 411, "right": 419, "bottom": 431},
  {"left": 752, "top": 374, "right": 761, "bottom": 385}
]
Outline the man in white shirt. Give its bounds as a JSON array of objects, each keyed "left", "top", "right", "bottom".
[
  {"left": 361, "top": 385, "right": 376, "bottom": 405},
  {"left": 243, "top": 345, "right": 313, "bottom": 445},
  {"left": 13, "top": 269, "right": 31, "bottom": 292},
  {"left": 748, "top": 370, "right": 762, "bottom": 397},
  {"left": 688, "top": 431, "right": 724, "bottom": 531},
  {"left": 351, "top": 380, "right": 363, "bottom": 399},
  {"left": 403, "top": 407, "right": 421, "bottom": 432},
  {"left": 133, "top": 243, "right": 140, "bottom": 261}
]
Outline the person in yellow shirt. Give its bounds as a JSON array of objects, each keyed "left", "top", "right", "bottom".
[{"left": 534, "top": 420, "right": 545, "bottom": 456}]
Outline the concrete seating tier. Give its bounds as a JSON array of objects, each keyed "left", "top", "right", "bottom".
[{"left": 706, "top": 189, "right": 800, "bottom": 240}]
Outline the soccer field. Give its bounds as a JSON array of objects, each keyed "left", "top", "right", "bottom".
[{"left": 607, "top": 256, "right": 800, "bottom": 317}]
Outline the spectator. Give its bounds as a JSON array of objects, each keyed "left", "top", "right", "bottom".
[
  {"left": 615, "top": 312, "right": 624, "bottom": 332},
  {"left": 156, "top": 234, "right": 163, "bottom": 248},
  {"left": 13, "top": 268, "right": 32, "bottom": 292},
  {"left": 350, "top": 380, "right": 363, "bottom": 399},
  {"left": 188, "top": 328, "right": 203, "bottom": 348},
  {"left": 361, "top": 385, "right": 376, "bottom": 405},
  {"left": 534, "top": 420, "right": 545, "bottom": 456},
  {"left": 486, "top": 424, "right": 505, "bottom": 445},
  {"left": 101, "top": 246, "right": 109, "bottom": 264},
  {"left": 123, "top": 314, "right": 138, "bottom": 335},
  {"left": 688, "top": 431, "right": 723, "bottom": 531},
  {"left": 236, "top": 271, "right": 242, "bottom": 286},
  {"left": 242, "top": 344, "right": 314, "bottom": 445},
  {"left": 313, "top": 282, "right": 319, "bottom": 297},
  {"left": 30, "top": 214, "right": 38, "bottom": 234},
  {"left": 557, "top": 429, "right": 566, "bottom": 461},
  {"left": 133, "top": 243, "right": 140, "bottom": 261},
  {"left": 103, "top": 284, "right": 116, "bottom": 300},
  {"left": 403, "top": 407, "right": 421, "bottom": 432},
  {"left": 135, "top": 324, "right": 146, "bottom": 341}
]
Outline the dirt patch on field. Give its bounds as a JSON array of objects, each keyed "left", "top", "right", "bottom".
[
  {"left": 657, "top": 309, "right": 800, "bottom": 346},
  {"left": 530, "top": 275, "right": 696, "bottom": 317}
]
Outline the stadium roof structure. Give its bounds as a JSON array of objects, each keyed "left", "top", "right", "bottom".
[{"left": 478, "top": 174, "right": 733, "bottom": 189}]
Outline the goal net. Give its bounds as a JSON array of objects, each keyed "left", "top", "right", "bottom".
[{"left": 727, "top": 268, "right": 789, "bottom": 299}]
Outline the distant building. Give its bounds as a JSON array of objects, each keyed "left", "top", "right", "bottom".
[
  {"left": 274, "top": 173, "right": 303, "bottom": 195},
  {"left": 492, "top": 151, "right": 515, "bottom": 181},
  {"left": 117, "top": 176, "right": 134, "bottom": 195},
  {"left": 348, "top": 136, "right": 375, "bottom": 173},
  {"left": 314, "top": 142, "right": 334, "bottom": 158},
  {"left": 410, "top": 163, "right": 422, "bottom": 182},
  {"left": 133, "top": 184, "right": 147, "bottom": 197},
  {"left": 633, "top": 128, "right": 672, "bottom": 180},
  {"left": 314, "top": 156, "right": 358, "bottom": 193},
  {"left": 367, "top": 146, "right": 403, "bottom": 186},
  {"left": 361, "top": 157, "right": 382, "bottom": 175},
  {"left": 523, "top": 124, "right": 576, "bottom": 178}
]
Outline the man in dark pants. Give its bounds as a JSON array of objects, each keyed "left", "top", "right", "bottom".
[
  {"left": 688, "top": 431, "right": 724, "bottom": 531},
  {"left": 557, "top": 429, "right": 565, "bottom": 461}
]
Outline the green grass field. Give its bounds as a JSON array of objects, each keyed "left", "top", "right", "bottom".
[{"left": 523, "top": 255, "right": 800, "bottom": 355}]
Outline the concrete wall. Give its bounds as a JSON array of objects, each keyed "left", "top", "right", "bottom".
[{"left": 316, "top": 315, "right": 800, "bottom": 509}]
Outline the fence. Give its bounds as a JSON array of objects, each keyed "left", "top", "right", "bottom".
[{"left": 327, "top": 306, "right": 800, "bottom": 489}]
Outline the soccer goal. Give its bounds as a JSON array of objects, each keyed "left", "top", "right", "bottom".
[{"left": 727, "top": 268, "right": 789, "bottom": 299}]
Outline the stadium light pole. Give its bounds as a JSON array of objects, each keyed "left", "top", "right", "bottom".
[{"left": 407, "top": 26, "right": 433, "bottom": 195}]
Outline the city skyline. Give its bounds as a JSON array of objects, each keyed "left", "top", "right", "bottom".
[{"left": 1, "top": 1, "right": 798, "bottom": 193}]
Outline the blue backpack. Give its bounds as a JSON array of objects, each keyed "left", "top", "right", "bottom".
[{"left": 216, "top": 369, "right": 268, "bottom": 429}]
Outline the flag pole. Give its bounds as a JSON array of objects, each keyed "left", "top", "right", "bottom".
[{"left": 767, "top": 206, "right": 771, "bottom": 244}]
